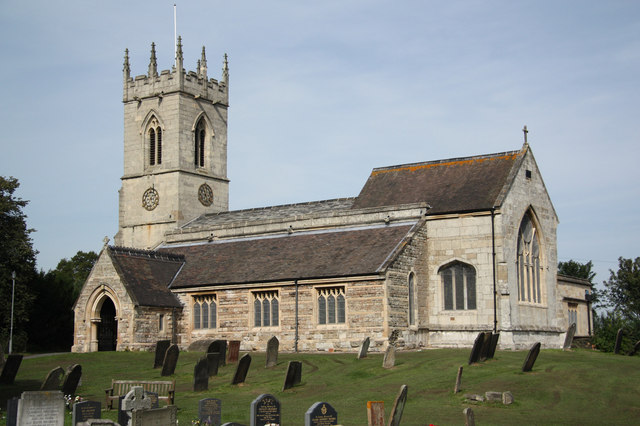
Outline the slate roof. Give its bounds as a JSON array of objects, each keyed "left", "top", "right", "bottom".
[
  {"left": 161, "top": 222, "right": 418, "bottom": 288},
  {"left": 109, "top": 247, "right": 183, "bottom": 307},
  {"left": 352, "top": 149, "right": 525, "bottom": 214}
]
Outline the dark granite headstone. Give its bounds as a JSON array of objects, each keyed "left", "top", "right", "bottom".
[
  {"left": 265, "top": 336, "right": 279, "bottom": 368},
  {"left": 487, "top": 333, "right": 500, "bottom": 359},
  {"left": 563, "top": 323, "right": 577, "bottom": 350},
  {"left": 117, "top": 396, "right": 129, "bottom": 426},
  {"left": 161, "top": 344, "right": 180, "bottom": 376},
  {"left": 62, "top": 364, "right": 82, "bottom": 396},
  {"left": 72, "top": 400, "right": 101, "bottom": 425},
  {"left": 6, "top": 396, "right": 19, "bottom": 426},
  {"left": 464, "top": 407, "right": 475, "bottom": 426},
  {"left": 231, "top": 353, "right": 251, "bottom": 385},
  {"left": 305, "top": 401, "right": 338, "bottom": 426},
  {"left": 0, "top": 354, "right": 23, "bottom": 384},
  {"left": 468, "top": 332, "right": 484, "bottom": 364},
  {"left": 16, "top": 391, "right": 65, "bottom": 426},
  {"left": 228, "top": 340, "right": 241, "bottom": 363},
  {"left": 146, "top": 391, "right": 160, "bottom": 408},
  {"left": 282, "top": 360, "right": 302, "bottom": 391},
  {"left": 454, "top": 365, "right": 463, "bottom": 393},
  {"left": 207, "top": 352, "right": 220, "bottom": 377},
  {"left": 199, "top": 398, "right": 222, "bottom": 426},
  {"left": 41, "top": 366, "right": 65, "bottom": 390},
  {"left": 614, "top": 328, "right": 624, "bottom": 354},
  {"left": 208, "top": 340, "right": 227, "bottom": 367},
  {"left": 383, "top": 345, "right": 396, "bottom": 369},
  {"left": 250, "top": 394, "right": 280, "bottom": 426},
  {"left": 130, "top": 405, "right": 178, "bottom": 425},
  {"left": 357, "top": 337, "right": 370, "bottom": 359},
  {"left": 628, "top": 340, "right": 640, "bottom": 356},
  {"left": 194, "top": 357, "right": 209, "bottom": 391},
  {"left": 154, "top": 340, "right": 171, "bottom": 369},
  {"left": 479, "top": 331, "right": 493, "bottom": 362},
  {"left": 522, "top": 342, "right": 541, "bottom": 372},
  {"left": 388, "top": 384, "right": 408, "bottom": 426}
]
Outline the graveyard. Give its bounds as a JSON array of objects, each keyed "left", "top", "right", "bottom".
[{"left": 1, "top": 346, "right": 638, "bottom": 425}]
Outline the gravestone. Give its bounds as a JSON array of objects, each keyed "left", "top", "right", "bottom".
[
  {"left": 231, "top": 353, "right": 251, "bottom": 385},
  {"left": 628, "top": 340, "right": 640, "bottom": 356},
  {"left": 502, "top": 391, "right": 514, "bottom": 405},
  {"left": 282, "top": 360, "right": 302, "bottom": 391},
  {"left": 485, "top": 391, "right": 502, "bottom": 401},
  {"left": 563, "top": 323, "right": 577, "bottom": 350},
  {"left": 62, "top": 364, "right": 83, "bottom": 396},
  {"left": 388, "top": 384, "right": 408, "bottom": 426},
  {"left": 194, "top": 357, "right": 209, "bottom": 391},
  {"left": 122, "top": 386, "right": 153, "bottom": 426},
  {"left": 130, "top": 405, "right": 178, "bottom": 426},
  {"left": 72, "top": 400, "right": 102, "bottom": 425},
  {"left": 265, "top": 336, "right": 279, "bottom": 368},
  {"left": 0, "top": 354, "right": 23, "bottom": 384},
  {"left": 208, "top": 340, "right": 227, "bottom": 367},
  {"left": 522, "top": 342, "right": 541, "bottom": 372},
  {"left": 16, "top": 391, "right": 65, "bottom": 426},
  {"left": 479, "top": 331, "right": 493, "bottom": 362},
  {"left": 78, "top": 421, "right": 119, "bottom": 426},
  {"left": 366, "top": 401, "right": 384, "bottom": 426},
  {"left": 0, "top": 342, "right": 5, "bottom": 368},
  {"left": 154, "top": 340, "right": 171, "bottom": 369},
  {"left": 487, "top": 333, "right": 500, "bottom": 359},
  {"left": 207, "top": 352, "right": 220, "bottom": 376},
  {"left": 463, "top": 407, "right": 475, "bottom": 426},
  {"left": 199, "top": 398, "right": 222, "bottom": 426},
  {"left": 250, "top": 394, "right": 280, "bottom": 426},
  {"left": 6, "top": 396, "right": 19, "bottom": 426},
  {"left": 161, "top": 344, "right": 180, "bottom": 376},
  {"left": 454, "top": 366, "right": 463, "bottom": 393},
  {"left": 382, "top": 345, "right": 396, "bottom": 369},
  {"left": 117, "top": 396, "right": 129, "bottom": 426},
  {"left": 146, "top": 391, "right": 160, "bottom": 408},
  {"left": 227, "top": 340, "right": 241, "bottom": 363},
  {"left": 468, "top": 332, "right": 484, "bottom": 364},
  {"left": 41, "top": 366, "right": 65, "bottom": 390},
  {"left": 306, "top": 401, "right": 339, "bottom": 426},
  {"left": 614, "top": 328, "right": 624, "bottom": 354},
  {"left": 357, "top": 337, "right": 371, "bottom": 359}
]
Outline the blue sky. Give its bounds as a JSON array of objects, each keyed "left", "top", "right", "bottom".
[{"left": 1, "top": 1, "right": 638, "bottom": 289}]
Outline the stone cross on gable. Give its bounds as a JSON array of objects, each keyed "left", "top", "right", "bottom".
[
  {"left": 122, "top": 386, "right": 152, "bottom": 412},
  {"left": 523, "top": 125, "right": 528, "bottom": 144},
  {"left": 103, "top": 236, "right": 110, "bottom": 248}
]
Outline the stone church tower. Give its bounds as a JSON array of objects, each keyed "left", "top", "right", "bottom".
[{"left": 115, "top": 38, "right": 229, "bottom": 249}]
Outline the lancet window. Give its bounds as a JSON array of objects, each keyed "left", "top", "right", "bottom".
[
  {"left": 148, "top": 117, "right": 162, "bottom": 166},
  {"left": 195, "top": 119, "right": 206, "bottom": 168},
  {"left": 517, "top": 212, "right": 543, "bottom": 304}
]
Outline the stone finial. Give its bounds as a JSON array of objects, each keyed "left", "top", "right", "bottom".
[
  {"left": 199, "top": 46, "right": 208, "bottom": 79},
  {"left": 149, "top": 42, "right": 158, "bottom": 78},
  {"left": 123, "top": 49, "right": 130, "bottom": 80},
  {"left": 222, "top": 53, "right": 229, "bottom": 84},
  {"left": 102, "top": 236, "right": 110, "bottom": 249},
  {"left": 176, "top": 36, "right": 184, "bottom": 62}
]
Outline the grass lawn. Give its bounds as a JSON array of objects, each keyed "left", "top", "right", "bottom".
[{"left": 1, "top": 348, "right": 638, "bottom": 425}]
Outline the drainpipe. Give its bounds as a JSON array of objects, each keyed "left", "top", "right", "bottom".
[
  {"left": 491, "top": 208, "right": 498, "bottom": 333},
  {"left": 585, "top": 290, "right": 592, "bottom": 336},
  {"left": 295, "top": 280, "right": 299, "bottom": 353}
]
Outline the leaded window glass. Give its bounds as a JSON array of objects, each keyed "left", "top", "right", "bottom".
[
  {"left": 317, "top": 287, "right": 346, "bottom": 325},
  {"left": 193, "top": 295, "right": 217, "bottom": 329},
  {"left": 517, "top": 212, "right": 543, "bottom": 304},
  {"left": 440, "top": 263, "right": 476, "bottom": 311},
  {"left": 253, "top": 291, "right": 279, "bottom": 327}
]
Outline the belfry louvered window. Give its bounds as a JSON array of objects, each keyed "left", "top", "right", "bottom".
[
  {"left": 195, "top": 119, "right": 206, "bottom": 168},
  {"left": 253, "top": 291, "right": 279, "bottom": 327},
  {"left": 193, "top": 295, "right": 216, "bottom": 329},
  {"left": 517, "top": 211, "right": 543, "bottom": 304},
  {"left": 148, "top": 117, "right": 162, "bottom": 166},
  {"left": 317, "top": 287, "right": 346, "bottom": 325}
]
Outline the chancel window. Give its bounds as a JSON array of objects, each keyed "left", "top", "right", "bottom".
[
  {"left": 568, "top": 303, "right": 578, "bottom": 326},
  {"left": 440, "top": 262, "right": 476, "bottom": 310},
  {"left": 195, "top": 119, "right": 206, "bottom": 168},
  {"left": 517, "top": 212, "right": 543, "bottom": 304},
  {"left": 253, "top": 291, "right": 279, "bottom": 327},
  {"left": 148, "top": 117, "right": 162, "bottom": 166},
  {"left": 193, "top": 295, "right": 217, "bottom": 329},
  {"left": 408, "top": 273, "right": 416, "bottom": 325},
  {"left": 317, "top": 287, "right": 345, "bottom": 325}
]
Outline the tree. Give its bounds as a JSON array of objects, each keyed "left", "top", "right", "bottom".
[
  {"left": 558, "top": 259, "right": 596, "bottom": 282},
  {"left": 602, "top": 257, "right": 640, "bottom": 322},
  {"left": 52, "top": 250, "right": 98, "bottom": 299}
]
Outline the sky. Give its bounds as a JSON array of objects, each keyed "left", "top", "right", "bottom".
[{"left": 0, "top": 0, "right": 638, "bottom": 290}]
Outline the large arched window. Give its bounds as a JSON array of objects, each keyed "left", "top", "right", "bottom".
[
  {"left": 194, "top": 119, "right": 206, "bottom": 168},
  {"left": 440, "top": 262, "right": 476, "bottom": 310},
  {"left": 408, "top": 273, "right": 415, "bottom": 325},
  {"left": 148, "top": 117, "right": 162, "bottom": 166},
  {"left": 517, "top": 212, "right": 542, "bottom": 303}
]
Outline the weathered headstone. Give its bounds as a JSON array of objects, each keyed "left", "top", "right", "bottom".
[
  {"left": 154, "top": 340, "right": 171, "bottom": 369},
  {"left": 250, "top": 394, "right": 280, "bottom": 426},
  {"left": 208, "top": 340, "right": 227, "bottom": 367},
  {"left": 228, "top": 340, "right": 241, "bottom": 363},
  {"left": 614, "top": 328, "right": 624, "bottom": 354},
  {"left": 194, "top": 357, "right": 209, "bottom": 391},
  {"left": 161, "top": 344, "right": 180, "bottom": 376},
  {"left": 265, "top": 336, "right": 279, "bottom": 368},
  {"left": 628, "top": 340, "right": 640, "bottom": 356},
  {"left": 72, "top": 400, "right": 102, "bottom": 425},
  {"left": 366, "top": 401, "right": 384, "bottom": 426},
  {"left": 207, "top": 352, "right": 220, "bottom": 376},
  {"left": 563, "top": 323, "right": 577, "bottom": 350},
  {"left": 464, "top": 394, "right": 485, "bottom": 402},
  {"left": 382, "top": 345, "right": 396, "bottom": 369},
  {"left": 306, "top": 401, "right": 339, "bottom": 426},
  {"left": 199, "top": 398, "right": 222, "bottom": 426},
  {"left": 6, "top": 396, "right": 19, "bottom": 426},
  {"left": 502, "top": 391, "right": 514, "bottom": 405},
  {"left": 78, "top": 420, "right": 119, "bottom": 426},
  {"left": 282, "top": 360, "right": 302, "bottom": 391},
  {"left": 231, "top": 353, "right": 251, "bottom": 385},
  {"left": 487, "top": 333, "right": 500, "bottom": 359},
  {"left": 463, "top": 407, "right": 475, "bottom": 426},
  {"left": 0, "top": 354, "right": 23, "bottom": 384},
  {"left": 479, "top": 331, "right": 493, "bottom": 362},
  {"left": 62, "top": 364, "right": 83, "bottom": 396},
  {"left": 16, "top": 391, "right": 65, "bottom": 426},
  {"left": 122, "top": 386, "right": 153, "bottom": 425},
  {"left": 485, "top": 391, "right": 502, "bottom": 401},
  {"left": 130, "top": 405, "right": 178, "bottom": 426},
  {"left": 388, "top": 384, "right": 408, "bottom": 426},
  {"left": 357, "top": 337, "right": 371, "bottom": 359},
  {"left": 522, "top": 342, "right": 541, "bottom": 372},
  {"left": 146, "top": 391, "right": 160, "bottom": 408},
  {"left": 454, "top": 366, "right": 463, "bottom": 393},
  {"left": 468, "top": 332, "right": 484, "bottom": 364},
  {"left": 41, "top": 366, "right": 65, "bottom": 390}
]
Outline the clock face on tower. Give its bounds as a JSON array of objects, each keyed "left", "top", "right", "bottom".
[
  {"left": 198, "top": 183, "right": 214, "bottom": 206},
  {"left": 142, "top": 188, "right": 159, "bottom": 211}
]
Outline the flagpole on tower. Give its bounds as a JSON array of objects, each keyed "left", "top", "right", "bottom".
[{"left": 174, "top": 4, "right": 177, "bottom": 66}]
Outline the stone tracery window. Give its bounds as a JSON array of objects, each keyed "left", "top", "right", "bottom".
[
  {"left": 193, "top": 295, "right": 216, "bottom": 329},
  {"left": 148, "top": 117, "right": 162, "bottom": 166},
  {"left": 440, "top": 262, "right": 476, "bottom": 310},
  {"left": 317, "top": 287, "right": 345, "bottom": 325},
  {"left": 253, "top": 291, "right": 279, "bottom": 327},
  {"left": 517, "top": 212, "right": 543, "bottom": 304}
]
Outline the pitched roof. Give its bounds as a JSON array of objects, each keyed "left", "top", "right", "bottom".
[
  {"left": 352, "top": 149, "right": 525, "bottom": 214},
  {"left": 109, "top": 247, "right": 183, "bottom": 307},
  {"left": 161, "top": 222, "right": 418, "bottom": 288}
]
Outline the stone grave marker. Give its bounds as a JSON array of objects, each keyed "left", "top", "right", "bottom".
[
  {"left": 282, "top": 360, "right": 302, "bottom": 391},
  {"left": 522, "top": 342, "right": 541, "bottom": 372},
  {"left": 468, "top": 332, "right": 484, "bottom": 364},
  {"left": 130, "top": 405, "right": 178, "bottom": 426},
  {"left": 117, "top": 396, "right": 129, "bottom": 426},
  {"left": 454, "top": 366, "right": 463, "bottom": 393},
  {"left": 122, "top": 386, "right": 153, "bottom": 425},
  {"left": 0, "top": 342, "right": 5, "bottom": 368},
  {"left": 479, "top": 331, "right": 493, "bottom": 362},
  {"left": 207, "top": 352, "right": 220, "bottom": 376},
  {"left": 41, "top": 366, "right": 65, "bottom": 390},
  {"left": 78, "top": 420, "right": 119, "bottom": 426},
  {"left": 628, "top": 340, "right": 640, "bottom": 356},
  {"left": 383, "top": 345, "right": 396, "bottom": 369},
  {"left": 357, "top": 337, "right": 371, "bottom": 359},
  {"left": 0, "top": 354, "right": 23, "bottom": 384},
  {"left": 563, "top": 323, "right": 577, "bottom": 350},
  {"left": 388, "top": 384, "right": 408, "bottom": 426},
  {"left": 463, "top": 407, "right": 475, "bottom": 426},
  {"left": 72, "top": 400, "right": 101, "bottom": 425},
  {"left": 16, "top": 390, "right": 65, "bottom": 426},
  {"left": 231, "top": 353, "right": 251, "bottom": 385},
  {"left": 265, "top": 336, "right": 279, "bottom": 368},
  {"left": 194, "top": 357, "right": 209, "bottom": 391},
  {"left": 502, "top": 391, "right": 514, "bottom": 405},
  {"left": 146, "top": 391, "right": 160, "bottom": 408},
  {"left": 250, "top": 393, "right": 280, "bottom": 426},
  {"left": 154, "top": 340, "right": 171, "bottom": 369},
  {"left": 62, "top": 364, "right": 83, "bottom": 396},
  {"left": 228, "top": 340, "right": 241, "bottom": 363},
  {"left": 162, "top": 344, "right": 180, "bottom": 376},
  {"left": 306, "top": 401, "right": 338, "bottom": 426},
  {"left": 199, "top": 398, "right": 222, "bottom": 426},
  {"left": 366, "top": 401, "right": 384, "bottom": 426},
  {"left": 208, "top": 340, "right": 227, "bottom": 367},
  {"left": 614, "top": 328, "right": 624, "bottom": 354},
  {"left": 487, "top": 333, "right": 500, "bottom": 359},
  {"left": 6, "top": 396, "right": 19, "bottom": 426}
]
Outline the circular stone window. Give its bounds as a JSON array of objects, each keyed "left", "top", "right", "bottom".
[
  {"left": 198, "top": 183, "right": 214, "bottom": 207},
  {"left": 142, "top": 187, "right": 159, "bottom": 211}
]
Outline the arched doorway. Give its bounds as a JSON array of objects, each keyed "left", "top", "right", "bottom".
[{"left": 98, "top": 298, "right": 118, "bottom": 351}]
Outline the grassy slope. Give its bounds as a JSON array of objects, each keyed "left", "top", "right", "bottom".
[{"left": 1, "top": 349, "right": 638, "bottom": 425}]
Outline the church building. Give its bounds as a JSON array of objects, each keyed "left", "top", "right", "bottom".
[{"left": 72, "top": 41, "right": 592, "bottom": 353}]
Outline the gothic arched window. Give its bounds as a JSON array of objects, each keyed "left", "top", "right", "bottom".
[
  {"left": 148, "top": 117, "right": 162, "bottom": 166},
  {"left": 517, "top": 212, "right": 543, "bottom": 303},
  {"left": 195, "top": 119, "right": 206, "bottom": 168},
  {"left": 440, "top": 262, "right": 476, "bottom": 310},
  {"left": 317, "top": 287, "right": 346, "bottom": 325}
]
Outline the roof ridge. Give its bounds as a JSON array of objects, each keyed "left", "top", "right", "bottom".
[
  {"left": 109, "top": 245, "right": 185, "bottom": 262},
  {"left": 197, "top": 197, "right": 356, "bottom": 218}
]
